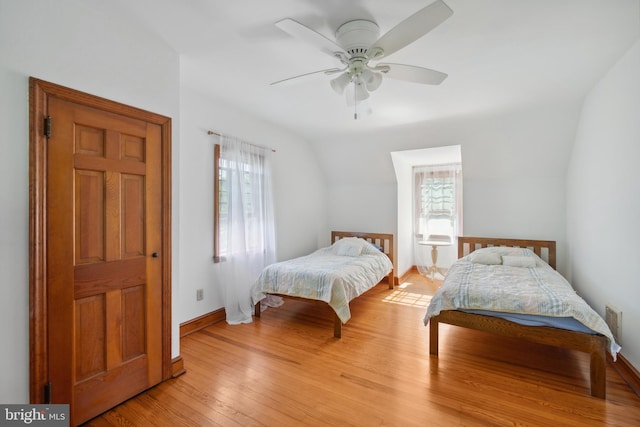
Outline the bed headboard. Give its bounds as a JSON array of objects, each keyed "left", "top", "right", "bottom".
[
  {"left": 331, "top": 231, "right": 396, "bottom": 286},
  {"left": 458, "top": 236, "right": 556, "bottom": 270}
]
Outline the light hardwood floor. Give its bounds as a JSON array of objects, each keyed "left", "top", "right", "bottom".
[{"left": 85, "top": 272, "right": 640, "bottom": 426}]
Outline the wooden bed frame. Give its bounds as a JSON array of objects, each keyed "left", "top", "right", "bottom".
[
  {"left": 428, "top": 236, "right": 609, "bottom": 398},
  {"left": 254, "top": 231, "right": 395, "bottom": 338}
]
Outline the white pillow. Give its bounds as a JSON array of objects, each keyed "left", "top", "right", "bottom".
[
  {"left": 470, "top": 252, "right": 502, "bottom": 265},
  {"left": 333, "top": 238, "right": 365, "bottom": 257},
  {"left": 502, "top": 255, "right": 536, "bottom": 268}
]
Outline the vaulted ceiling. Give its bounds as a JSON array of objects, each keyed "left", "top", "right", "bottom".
[{"left": 113, "top": 0, "right": 639, "bottom": 144}]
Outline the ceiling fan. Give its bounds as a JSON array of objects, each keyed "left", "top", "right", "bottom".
[{"left": 271, "top": 0, "right": 453, "bottom": 118}]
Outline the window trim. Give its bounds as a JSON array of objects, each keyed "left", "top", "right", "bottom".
[{"left": 213, "top": 144, "right": 223, "bottom": 263}]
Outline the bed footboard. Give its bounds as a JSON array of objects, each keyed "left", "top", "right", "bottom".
[
  {"left": 334, "top": 313, "right": 342, "bottom": 339},
  {"left": 254, "top": 299, "right": 343, "bottom": 338},
  {"left": 429, "top": 311, "right": 607, "bottom": 398},
  {"left": 429, "top": 316, "right": 439, "bottom": 356}
]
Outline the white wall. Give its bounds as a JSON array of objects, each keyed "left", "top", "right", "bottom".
[
  {"left": 326, "top": 184, "right": 397, "bottom": 243},
  {"left": 178, "top": 85, "right": 328, "bottom": 323},
  {"left": 0, "top": 0, "right": 180, "bottom": 403},
  {"left": 323, "top": 100, "right": 581, "bottom": 277},
  {"left": 566, "top": 39, "right": 640, "bottom": 370},
  {"left": 390, "top": 155, "right": 414, "bottom": 276}
]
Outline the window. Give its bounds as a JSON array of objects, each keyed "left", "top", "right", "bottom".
[
  {"left": 414, "top": 164, "right": 462, "bottom": 242},
  {"left": 214, "top": 141, "right": 272, "bottom": 262}
]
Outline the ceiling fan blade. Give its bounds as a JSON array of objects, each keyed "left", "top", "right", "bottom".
[
  {"left": 370, "top": 0, "right": 453, "bottom": 59},
  {"left": 275, "top": 18, "right": 346, "bottom": 57},
  {"left": 270, "top": 68, "right": 343, "bottom": 86},
  {"left": 380, "top": 63, "right": 447, "bottom": 85}
]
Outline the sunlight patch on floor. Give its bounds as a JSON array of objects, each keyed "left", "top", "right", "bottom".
[{"left": 382, "top": 281, "right": 434, "bottom": 308}]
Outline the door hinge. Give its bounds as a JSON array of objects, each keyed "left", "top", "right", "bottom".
[
  {"left": 44, "top": 382, "right": 52, "bottom": 404},
  {"left": 44, "top": 116, "right": 51, "bottom": 138}
]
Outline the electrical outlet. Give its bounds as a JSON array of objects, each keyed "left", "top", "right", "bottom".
[
  {"left": 605, "top": 304, "right": 621, "bottom": 342},
  {"left": 196, "top": 288, "right": 204, "bottom": 301}
]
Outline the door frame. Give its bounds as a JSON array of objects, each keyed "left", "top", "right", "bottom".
[{"left": 28, "top": 77, "right": 173, "bottom": 403}]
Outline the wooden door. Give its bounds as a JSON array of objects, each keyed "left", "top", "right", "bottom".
[{"left": 29, "top": 78, "right": 172, "bottom": 426}]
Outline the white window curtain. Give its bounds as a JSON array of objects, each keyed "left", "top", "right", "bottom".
[
  {"left": 216, "top": 136, "right": 276, "bottom": 324},
  {"left": 413, "top": 163, "right": 463, "bottom": 277}
]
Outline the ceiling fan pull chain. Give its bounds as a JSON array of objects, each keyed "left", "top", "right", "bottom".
[{"left": 354, "top": 83, "right": 358, "bottom": 120}]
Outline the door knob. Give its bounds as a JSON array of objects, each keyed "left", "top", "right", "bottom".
[{"left": 151, "top": 252, "right": 159, "bottom": 258}]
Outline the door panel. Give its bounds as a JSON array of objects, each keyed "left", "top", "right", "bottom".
[
  {"left": 46, "top": 96, "right": 163, "bottom": 425},
  {"left": 74, "top": 169, "right": 105, "bottom": 264},
  {"left": 75, "top": 295, "right": 106, "bottom": 380},
  {"left": 122, "top": 173, "right": 145, "bottom": 258}
]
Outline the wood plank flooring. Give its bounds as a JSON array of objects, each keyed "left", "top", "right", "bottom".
[{"left": 85, "top": 273, "right": 640, "bottom": 426}]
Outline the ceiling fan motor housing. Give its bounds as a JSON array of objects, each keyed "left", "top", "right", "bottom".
[{"left": 335, "top": 20, "right": 380, "bottom": 57}]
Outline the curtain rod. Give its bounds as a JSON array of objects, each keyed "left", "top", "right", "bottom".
[{"left": 208, "top": 130, "right": 276, "bottom": 152}]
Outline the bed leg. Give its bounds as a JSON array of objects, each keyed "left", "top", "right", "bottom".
[
  {"left": 590, "top": 350, "right": 606, "bottom": 398},
  {"left": 254, "top": 302, "right": 261, "bottom": 318},
  {"left": 429, "top": 317, "right": 439, "bottom": 356},
  {"left": 388, "top": 272, "right": 394, "bottom": 289},
  {"left": 334, "top": 314, "right": 342, "bottom": 339}
]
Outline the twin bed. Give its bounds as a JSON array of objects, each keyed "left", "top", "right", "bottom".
[
  {"left": 251, "top": 232, "right": 619, "bottom": 398},
  {"left": 425, "top": 236, "right": 620, "bottom": 398},
  {"left": 252, "top": 231, "right": 395, "bottom": 338}
]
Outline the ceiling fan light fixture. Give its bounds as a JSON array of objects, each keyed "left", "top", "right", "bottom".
[
  {"left": 330, "top": 72, "right": 351, "bottom": 94},
  {"left": 355, "top": 83, "right": 369, "bottom": 102},
  {"left": 346, "top": 80, "right": 370, "bottom": 106},
  {"left": 362, "top": 69, "right": 383, "bottom": 91}
]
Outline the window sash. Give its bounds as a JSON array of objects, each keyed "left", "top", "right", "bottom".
[
  {"left": 414, "top": 166, "right": 460, "bottom": 240},
  {"left": 214, "top": 143, "right": 266, "bottom": 262}
]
